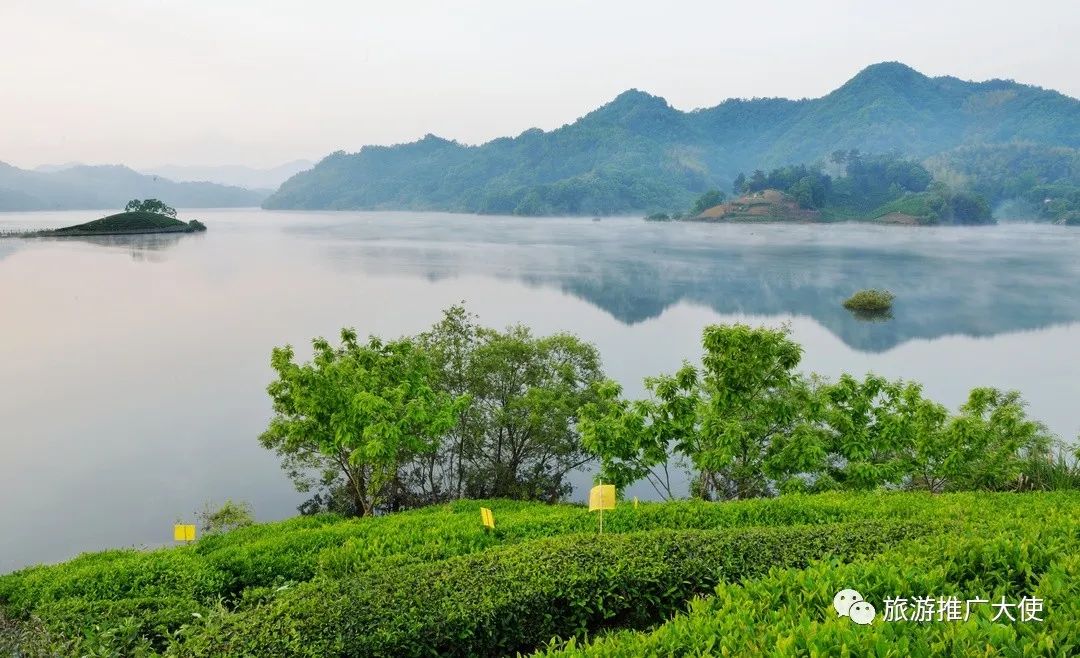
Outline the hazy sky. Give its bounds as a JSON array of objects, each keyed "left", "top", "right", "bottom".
[{"left": 1, "top": 0, "right": 1077, "bottom": 169}]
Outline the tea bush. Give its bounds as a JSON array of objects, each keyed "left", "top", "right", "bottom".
[
  {"left": 540, "top": 495, "right": 1080, "bottom": 657},
  {"left": 2, "top": 492, "right": 1072, "bottom": 656},
  {"left": 169, "top": 521, "right": 932, "bottom": 657},
  {"left": 0, "top": 493, "right": 928, "bottom": 616}
]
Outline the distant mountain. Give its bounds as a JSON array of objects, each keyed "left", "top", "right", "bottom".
[
  {"left": 141, "top": 160, "right": 314, "bottom": 191},
  {"left": 265, "top": 62, "right": 1080, "bottom": 215},
  {"left": 33, "top": 162, "right": 86, "bottom": 173},
  {"left": 0, "top": 163, "right": 267, "bottom": 211}
]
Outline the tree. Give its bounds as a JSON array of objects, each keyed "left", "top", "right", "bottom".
[
  {"left": 417, "top": 307, "right": 604, "bottom": 503},
  {"left": 905, "top": 388, "right": 1051, "bottom": 492},
  {"left": 948, "top": 190, "right": 992, "bottom": 224},
  {"left": 124, "top": 198, "right": 177, "bottom": 217},
  {"left": 580, "top": 367, "right": 697, "bottom": 500},
  {"left": 817, "top": 374, "right": 937, "bottom": 491},
  {"left": 260, "top": 329, "right": 467, "bottom": 517},
  {"left": 732, "top": 173, "right": 747, "bottom": 196},
  {"left": 690, "top": 325, "right": 821, "bottom": 499},
  {"left": 583, "top": 324, "right": 821, "bottom": 501},
  {"left": 197, "top": 499, "right": 255, "bottom": 534},
  {"left": 689, "top": 189, "right": 725, "bottom": 216}
]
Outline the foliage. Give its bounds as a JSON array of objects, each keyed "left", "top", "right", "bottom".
[
  {"left": 689, "top": 189, "right": 725, "bottom": 215},
  {"left": 584, "top": 324, "right": 1056, "bottom": 499},
  {"left": 408, "top": 306, "right": 605, "bottom": 504},
  {"left": 742, "top": 164, "right": 832, "bottom": 209},
  {"left": 3, "top": 493, "right": 1076, "bottom": 656},
  {"left": 585, "top": 325, "right": 821, "bottom": 500},
  {"left": 167, "top": 521, "right": 929, "bottom": 657},
  {"left": 539, "top": 494, "right": 1080, "bottom": 658},
  {"left": 926, "top": 143, "right": 1080, "bottom": 222},
  {"left": 125, "top": 199, "right": 178, "bottom": 217},
  {"left": 47, "top": 211, "right": 194, "bottom": 235},
  {"left": 277, "top": 306, "right": 605, "bottom": 515},
  {"left": 842, "top": 289, "right": 894, "bottom": 312},
  {"left": 260, "top": 329, "right": 467, "bottom": 517},
  {"left": 263, "top": 63, "right": 1080, "bottom": 215},
  {"left": 197, "top": 500, "right": 255, "bottom": 535}
]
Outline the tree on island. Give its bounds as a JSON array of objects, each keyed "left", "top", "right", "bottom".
[
  {"left": 124, "top": 198, "right": 177, "bottom": 217},
  {"left": 689, "top": 189, "right": 726, "bottom": 216}
]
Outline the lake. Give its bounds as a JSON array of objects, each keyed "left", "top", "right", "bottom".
[{"left": 1, "top": 209, "right": 1078, "bottom": 572}]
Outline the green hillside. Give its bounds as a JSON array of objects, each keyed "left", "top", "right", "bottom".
[
  {"left": 1, "top": 492, "right": 1076, "bottom": 656},
  {"left": 52, "top": 211, "right": 188, "bottom": 234},
  {"left": 264, "top": 62, "right": 1080, "bottom": 216}
]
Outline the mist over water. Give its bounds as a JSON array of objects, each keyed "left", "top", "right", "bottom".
[{"left": 1, "top": 209, "right": 1078, "bottom": 572}]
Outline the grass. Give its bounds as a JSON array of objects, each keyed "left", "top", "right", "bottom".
[{"left": 1, "top": 492, "right": 1076, "bottom": 657}]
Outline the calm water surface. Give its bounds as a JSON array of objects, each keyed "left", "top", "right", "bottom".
[{"left": 1, "top": 209, "right": 1078, "bottom": 571}]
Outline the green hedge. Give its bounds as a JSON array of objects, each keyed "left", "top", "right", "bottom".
[
  {"left": 0, "top": 492, "right": 1043, "bottom": 655},
  {"left": 541, "top": 501, "right": 1080, "bottom": 656},
  {"left": 171, "top": 520, "right": 933, "bottom": 657},
  {"left": 1, "top": 494, "right": 913, "bottom": 615}
]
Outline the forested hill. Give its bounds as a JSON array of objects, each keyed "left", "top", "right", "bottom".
[
  {"left": 0, "top": 163, "right": 267, "bottom": 211},
  {"left": 264, "top": 62, "right": 1080, "bottom": 216}
]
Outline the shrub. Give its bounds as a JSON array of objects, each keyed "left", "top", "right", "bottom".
[
  {"left": 842, "top": 289, "right": 894, "bottom": 312},
  {"left": 540, "top": 500, "right": 1080, "bottom": 657},
  {"left": 172, "top": 520, "right": 932, "bottom": 657}
]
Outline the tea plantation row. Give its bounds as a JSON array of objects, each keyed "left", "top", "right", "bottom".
[{"left": 1, "top": 491, "right": 1075, "bottom": 656}]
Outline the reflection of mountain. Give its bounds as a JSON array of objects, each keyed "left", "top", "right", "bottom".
[{"left": 298, "top": 218, "right": 1080, "bottom": 352}]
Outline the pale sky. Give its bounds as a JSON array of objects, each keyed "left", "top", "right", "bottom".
[{"left": 1, "top": 0, "right": 1077, "bottom": 169}]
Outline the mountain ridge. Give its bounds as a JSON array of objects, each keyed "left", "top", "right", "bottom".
[
  {"left": 0, "top": 163, "right": 267, "bottom": 211},
  {"left": 265, "top": 62, "right": 1080, "bottom": 215}
]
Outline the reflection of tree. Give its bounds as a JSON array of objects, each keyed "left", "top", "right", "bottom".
[
  {"left": 847, "top": 308, "right": 893, "bottom": 323},
  {"left": 47, "top": 233, "right": 190, "bottom": 262},
  {"left": 314, "top": 222, "right": 1080, "bottom": 353}
]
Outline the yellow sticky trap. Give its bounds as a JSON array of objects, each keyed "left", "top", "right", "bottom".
[
  {"left": 633, "top": 496, "right": 639, "bottom": 509},
  {"left": 480, "top": 507, "right": 495, "bottom": 529},
  {"left": 588, "top": 484, "right": 616, "bottom": 512},
  {"left": 173, "top": 524, "right": 196, "bottom": 541}
]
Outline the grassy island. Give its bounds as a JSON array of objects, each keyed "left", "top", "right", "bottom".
[
  {"left": 1, "top": 200, "right": 207, "bottom": 238},
  {"left": 47, "top": 211, "right": 206, "bottom": 236}
]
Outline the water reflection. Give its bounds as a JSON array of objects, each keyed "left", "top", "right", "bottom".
[
  {"left": 301, "top": 217, "right": 1080, "bottom": 352},
  {"left": 0, "top": 232, "right": 191, "bottom": 263}
]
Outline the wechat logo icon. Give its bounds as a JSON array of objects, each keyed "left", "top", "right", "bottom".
[{"left": 834, "top": 588, "right": 876, "bottom": 625}]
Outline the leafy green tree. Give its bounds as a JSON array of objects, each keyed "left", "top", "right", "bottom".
[
  {"left": 817, "top": 374, "right": 938, "bottom": 490},
  {"left": 905, "top": 388, "right": 1051, "bottom": 492},
  {"left": 690, "top": 325, "right": 821, "bottom": 498},
  {"left": 689, "top": 189, "right": 726, "bottom": 216},
  {"left": 580, "top": 369, "right": 697, "bottom": 500},
  {"left": 416, "top": 306, "right": 604, "bottom": 502},
  {"left": 124, "top": 198, "right": 177, "bottom": 217},
  {"left": 948, "top": 190, "right": 993, "bottom": 224},
  {"left": 583, "top": 324, "right": 821, "bottom": 501},
  {"left": 261, "top": 329, "right": 467, "bottom": 516}
]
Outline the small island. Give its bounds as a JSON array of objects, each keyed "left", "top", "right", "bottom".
[
  {"left": 1, "top": 199, "right": 206, "bottom": 238},
  {"left": 843, "top": 289, "right": 895, "bottom": 312},
  {"left": 842, "top": 288, "right": 895, "bottom": 322}
]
